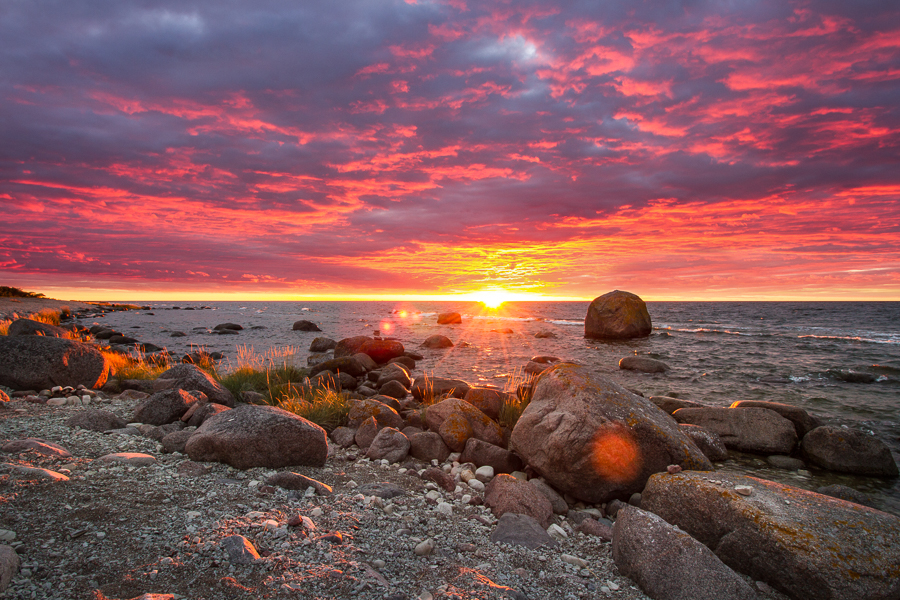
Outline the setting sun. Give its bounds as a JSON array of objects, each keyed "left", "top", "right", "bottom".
[{"left": 474, "top": 290, "right": 511, "bottom": 308}]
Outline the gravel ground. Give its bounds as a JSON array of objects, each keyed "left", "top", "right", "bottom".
[{"left": 0, "top": 395, "right": 655, "bottom": 600}]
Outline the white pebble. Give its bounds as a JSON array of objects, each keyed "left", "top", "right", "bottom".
[
  {"left": 735, "top": 486, "right": 753, "bottom": 496},
  {"left": 547, "top": 524, "right": 568, "bottom": 541},
  {"left": 561, "top": 554, "right": 588, "bottom": 568},
  {"left": 436, "top": 502, "right": 453, "bottom": 515},
  {"left": 474, "top": 465, "right": 494, "bottom": 482},
  {"left": 467, "top": 479, "right": 485, "bottom": 493},
  {"left": 310, "top": 507, "right": 324, "bottom": 517}
]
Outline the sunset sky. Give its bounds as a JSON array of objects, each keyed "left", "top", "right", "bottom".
[{"left": 2, "top": 0, "right": 899, "bottom": 301}]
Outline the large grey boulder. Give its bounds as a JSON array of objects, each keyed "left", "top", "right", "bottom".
[
  {"left": 134, "top": 389, "right": 206, "bottom": 426},
  {"left": 185, "top": 404, "right": 327, "bottom": 469},
  {"left": 678, "top": 424, "right": 728, "bottom": 462},
  {"left": 509, "top": 364, "right": 711, "bottom": 504},
  {"left": 801, "top": 426, "right": 898, "bottom": 477},
  {"left": 730, "top": 400, "right": 822, "bottom": 438},
  {"left": 672, "top": 407, "right": 797, "bottom": 454},
  {"left": 0, "top": 336, "right": 109, "bottom": 390},
  {"left": 612, "top": 506, "right": 757, "bottom": 600},
  {"left": 641, "top": 471, "right": 900, "bottom": 600},
  {"left": 156, "top": 363, "right": 235, "bottom": 407},
  {"left": 584, "top": 290, "right": 652, "bottom": 339},
  {"left": 7, "top": 318, "right": 68, "bottom": 338}
]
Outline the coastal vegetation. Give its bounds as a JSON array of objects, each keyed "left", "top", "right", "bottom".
[
  {"left": 0, "top": 307, "right": 67, "bottom": 336},
  {"left": 0, "top": 286, "right": 45, "bottom": 298}
]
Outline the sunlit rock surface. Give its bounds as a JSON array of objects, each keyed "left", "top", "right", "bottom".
[{"left": 642, "top": 471, "right": 900, "bottom": 600}]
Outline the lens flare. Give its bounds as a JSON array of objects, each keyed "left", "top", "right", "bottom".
[
  {"left": 590, "top": 425, "right": 641, "bottom": 484},
  {"left": 475, "top": 290, "right": 509, "bottom": 308}
]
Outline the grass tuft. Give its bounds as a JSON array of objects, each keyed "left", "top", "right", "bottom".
[
  {"left": 498, "top": 366, "right": 536, "bottom": 429},
  {"left": 274, "top": 388, "right": 352, "bottom": 433},
  {"left": 102, "top": 349, "right": 173, "bottom": 380},
  {"left": 214, "top": 345, "right": 308, "bottom": 402}
]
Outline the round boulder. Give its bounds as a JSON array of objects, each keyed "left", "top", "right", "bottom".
[
  {"left": 801, "top": 426, "right": 898, "bottom": 477},
  {"left": 134, "top": 389, "right": 206, "bottom": 426},
  {"left": 292, "top": 320, "right": 321, "bottom": 332},
  {"left": 509, "top": 363, "right": 712, "bottom": 504},
  {"left": 619, "top": 356, "right": 669, "bottom": 373},
  {"left": 157, "top": 363, "right": 235, "bottom": 407},
  {"left": 584, "top": 290, "right": 652, "bottom": 340},
  {"left": 7, "top": 318, "right": 68, "bottom": 338},
  {"left": 309, "top": 337, "right": 337, "bottom": 352},
  {"left": 359, "top": 338, "right": 405, "bottom": 364},
  {"left": 437, "top": 312, "right": 462, "bottom": 325},
  {"left": 185, "top": 404, "right": 328, "bottom": 469},
  {"left": 420, "top": 335, "right": 453, "bottom": 349},
  {"left": 0, "top": 336, "right": 109, "bottom": 390}
]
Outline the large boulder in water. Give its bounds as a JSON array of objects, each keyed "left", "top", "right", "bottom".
[
  {"left": 508, "top": 363, "right": 711, "bottom": 504},
  {"left": 672, "top": 407, "right": 797, "bottom": 455},
  {"left": 156, "top": 363, "right": 235, "bottom": 407},
  {"left": 729, "top": 400, "right": 822, "bottom": 438},
  {"left": 0, "top": 336, "right": 109, "bottom": 390},
  {"left": 584, "top": 290, "right": 652, "bottom": 340},
  {"left": 185, "top": 404, "right": 327, "bottom": 469},
  {"left": 7, "top": 318, "right": 68, "bottom": 338},
  {"left": 641, "top": 471, "right": 900, "bottom": 600},
  {"left": 801, "top": 426, "right": 898, "bottom": 477},
  {"left": 334, "top": 336, "right": 372, "bottom": 358}
]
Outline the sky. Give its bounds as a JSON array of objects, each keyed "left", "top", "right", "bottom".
[{"left": 2, "top": 0, "right": 899, "bottom": 301}]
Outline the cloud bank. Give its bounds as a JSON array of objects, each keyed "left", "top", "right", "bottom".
[{"left": 2, "top": 0, "right": 899, "bottom": 299}]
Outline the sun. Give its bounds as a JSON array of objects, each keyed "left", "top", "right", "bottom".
[{"left": 474, "top": 290, "right": 510, "bottom": 308}]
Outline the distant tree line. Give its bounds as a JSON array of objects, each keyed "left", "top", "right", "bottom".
[{"left": 0, "top": 286, "right": 45, "bottom": 298}]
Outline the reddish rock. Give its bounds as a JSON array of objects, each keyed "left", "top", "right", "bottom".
[
  {"left": 409, "top": 431, "right": 451, "bottom": 463},
  {"left": 426, "top": 397, "right": 503, "bottom": 449},
  {"left": 347, "top": 398, "right": 404, "bottom": 429},
  {"left": 359, "top": 339, "right": 405, "bottom": 364},
  {"left": 584, "top": 290, "right": 652, "bottom": 340},
  {"left": 484, "top": 474, "right": 553, "bottom": 528},
  {"left": 464, "top": 387, "right": 507, "bottom": 421},
  {"left": 459, "top": 438, "right": 523, "bottom": 473}
]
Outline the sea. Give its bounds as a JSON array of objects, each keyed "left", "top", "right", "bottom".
[{"left": 88, "top": 300, "right": 900, "bottom": 515}]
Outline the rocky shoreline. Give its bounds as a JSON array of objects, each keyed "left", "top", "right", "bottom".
[{"left": 1, "top": 293, "right": 899, "bottom": 600}]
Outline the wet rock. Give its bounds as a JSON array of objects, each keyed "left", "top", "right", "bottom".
[
  {"left": 292, "top": 320, "right": 322, "bottom": 332},
  {"left": 816, "top": 484, "right": 876, "bottom": 508},
  {"left": 484, "top": 474, "right": 553, "bottom": 528},
  {"left": 358, "top": 338, "right": 405, "bottom": 364},
  {"left": 134, "top": 389, "right": 206, "bottom": 426},
  {"left": 619, "top": 356, "right": 669, "bottom": 373},
  {"left": 584, "top": 290, "right": 652, "bottom": 340},
  {"left": 437, "top": 312, "right": 462, "bottom": 325},
  {"left": 333, "top": 336, "right": 372, "bottom": 358},
  {"left": 420, "top": 335, "right": 454, "bottom": 349},
  {"left": 510, "top": 364, "right": 711, "bottom": 504},
  {"left": 213, "top": 323, "right": 242, "bottom": 331},
  {"left": 613, "top": 506, "right": 757, "bottom": 600},
  {"left": 156, "top": 363, "right": 235, "bottom": 407},
  {"left": 679, "top": 424, "right": 729, "bottom": 462},
  {"left": 672, "top": 407, "right": 797, "bottom": 455},
  {"left": 766, "top": 455, "right": 805, "bottom": 470},
  {"left": 66, "top": 409, "right": 127, "bottom": 432},
  {"left": 730, "top": 400, "right": 822, "bottom": 438},
  {"left": 801, "top": 426, "right": 898, "bottom": 477},
  {"left": 490, "top": 513, "right": 557, "bottom": 549},
  {"left": 642, "top": 471, "right": 900, "bottom": 600},
  {"left": 650, "top": 396, "right": 707, "bottom": 414},
  {"left": 186, "top": 404, "right": 328, "bottom": 469},
  {"left": 376, "top": 363, "right": 412, "bottom": 389},
  {"left": 0, "top": 336, "right": 109, "bottom": 390},
  {"left": 309, "top": 337, "right": 337, "bottom": 352}
]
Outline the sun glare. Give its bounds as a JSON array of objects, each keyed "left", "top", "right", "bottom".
[{"left": 475, "top": 290, "right": 510, "bottom": 308}]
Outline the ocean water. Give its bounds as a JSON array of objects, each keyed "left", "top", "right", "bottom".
[{"left": 89, "top": 300, "right": 900, "bottom": 514}]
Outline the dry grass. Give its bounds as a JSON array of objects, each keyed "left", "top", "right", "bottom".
[
  {"left": 273, "top": 388, "right": 352, "bottom": 433},
  {"left": 102, "top": 348, "right": 173, "bottom": 380},
  {"left": 0, "top": 307, "right": 66, "bottom": 336},
  {"left": 498, "top": 365, "right": 537, "bottom": 429},
  {"left": 214, "top": 345, "right": 308, "bottom": 402}
]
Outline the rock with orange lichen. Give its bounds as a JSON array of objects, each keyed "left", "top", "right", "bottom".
[
  {"left": 584, "top": 290, "right": 651, "bottom": 339},
  {"left": 642, "top": 471, "right": 900, "bottom": 600},
  {"left": 463, "top": 387, "right": 509, "bottom": 421},
  {"left": 425, "top": 397, "right": 503, "bottom": 449},
  {"left": 347, "top": 398, "right": 404, "bottom": 429},
  {"left": 438, "top": 411, "right": 473, "bottom": 452},
  {"left": 509, "top": 363, "right": 711, "bottom": 504}
]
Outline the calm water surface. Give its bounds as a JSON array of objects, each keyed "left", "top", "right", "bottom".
[{"left": 91, "top": 301, "right": 900, "bottom": 514}]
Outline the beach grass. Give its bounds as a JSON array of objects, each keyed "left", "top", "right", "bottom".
[
  {"left": 498, "top": 366, "right": 536, "bottom": 429},
  {"left": 103, "top": 349, "right": 173, "bottom": 380},
  {"left": 0, "top": 307, "right": 66, "bottom": 336},
  {"left": 214, "top": 345, "right": 308, "bottom": 402},
  {"left": 273, "top": 388, "right": 352, "bottom": 433}
]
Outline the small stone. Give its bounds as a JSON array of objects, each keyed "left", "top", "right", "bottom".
[
  {"left": 468, "top": 479, "right": 485, "bottom": 493},
  {"left": 414, "top": 538, "right": 435, "bottom": 556},
  {"left": 561, "top": 554, "right": 588, "bottom": 568},
  {"left": 667, "top": 464, "right": 682, "bottom": 474},
  {"left": 475, "top": 465, "right": 494, "bottom": 482},
  {"left": 372, "top": 559, "right": 386, "bottom": 569},
  {"left": 735, "top": 486, "right": 753, "bottom": 496},
  {"left": 547, "top": 523, "right": 568, "bottom": 541},
  {"left": 436, "top": 502, "right": 453, "bottom": 516}
]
